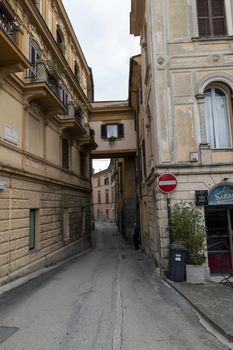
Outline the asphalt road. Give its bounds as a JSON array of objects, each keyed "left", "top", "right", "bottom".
[{"left": 0, "top": 222, "right": 230, "bottom": 350}]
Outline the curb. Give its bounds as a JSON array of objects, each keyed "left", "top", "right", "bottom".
[
  {"left": 0, "top": 248, "right": 92, "bottom": 297},
  {"left": 164, "top": 278, "right": 233, "bottom": 343}
]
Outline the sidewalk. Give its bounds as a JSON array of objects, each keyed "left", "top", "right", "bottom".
[{"left": 166, "top": 278, "right": 233, "bottom": 342}]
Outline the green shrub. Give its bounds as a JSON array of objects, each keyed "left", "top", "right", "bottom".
[{"left": 169, "top": 202, "right": 207, "bottom": 265}]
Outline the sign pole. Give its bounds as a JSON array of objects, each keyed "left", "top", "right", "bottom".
[{"left": 167, "top": 193, "right": 173, "bottom": 244}]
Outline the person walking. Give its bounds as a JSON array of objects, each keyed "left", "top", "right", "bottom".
[{"left": 132, "top": 222, "right": 140, "bottom": 250}]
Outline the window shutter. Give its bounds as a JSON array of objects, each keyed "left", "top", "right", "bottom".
[
  {"left": 197, "top": 0, "right": 211, "bottom": 37},
  {"left": 197, "top": 0, "right": 226, "bottom": 37},
  {"left": 101, "top": 124, "right": 107, "bottom": 138},
  {"left": 118, "top": 124, "right": 124, "bottom": 138},
  {"left": 212, "top": 0, "right": 226, "bottom": 36},
  {"left": 62, "top": 138, "right": 69, "bottom": 169}
]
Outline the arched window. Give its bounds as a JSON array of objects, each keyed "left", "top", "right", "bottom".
[{"left": 204, "top": 86, "right": 232, "bottom": 148}]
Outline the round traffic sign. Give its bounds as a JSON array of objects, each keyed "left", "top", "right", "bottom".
[{"left": 157, "top": 173, "right": 177, "bottom": 193}]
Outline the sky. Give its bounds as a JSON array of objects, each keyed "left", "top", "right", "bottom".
[{"left": 62, "top": 0, "right": 140, "bottom": 172}]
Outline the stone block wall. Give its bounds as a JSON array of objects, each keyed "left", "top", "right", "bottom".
[{"left": 0, "top": 173, "right": 92, "bottom": 285}]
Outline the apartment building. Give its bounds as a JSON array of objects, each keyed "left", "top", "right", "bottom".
[
  {"left": 92, "top": 161, "right": 116, "bottom": 223},
  {"left": 131, "top": 0, "right": 233, "bottom": 274},
  {"left": 0, "top": 0, "right": 96, "bottom": 284}
]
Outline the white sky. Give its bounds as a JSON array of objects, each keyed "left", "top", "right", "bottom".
[{"left": 62, "top": 0, "right": 140, "bottom": 172}]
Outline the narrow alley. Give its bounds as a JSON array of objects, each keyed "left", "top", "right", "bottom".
[{"left": 0, "top": 223, "right": 229, "bottom": 350}]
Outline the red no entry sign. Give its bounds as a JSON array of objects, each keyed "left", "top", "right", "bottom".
[{"left": 158, "top": 173, "right": 177, "bottom": 193}]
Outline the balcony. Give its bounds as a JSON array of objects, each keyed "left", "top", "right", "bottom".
[
  {"left": 24, "top": 61, "right": 67, "bottom": 114},
  {"left": 0, "top": 8, "right": 29, "bottom": 73}
]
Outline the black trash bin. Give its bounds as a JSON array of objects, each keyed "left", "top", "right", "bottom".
[{"left": 168, "top": 244, "right": 187, "bottom": 282}]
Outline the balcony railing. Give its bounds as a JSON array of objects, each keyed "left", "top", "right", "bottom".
[
  {"left": 0, "top": 11, "right": 16, "bottom": 43},
  {"left": 25, "top": 61, "right": 65, "bottom": 105}
]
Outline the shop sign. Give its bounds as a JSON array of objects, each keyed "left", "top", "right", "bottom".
[
  {"left": 208, "top": 185, "right": 233, "bottom": 206},
  {"left": 195, "top": 190, "right": 208, "bottom": 206}
]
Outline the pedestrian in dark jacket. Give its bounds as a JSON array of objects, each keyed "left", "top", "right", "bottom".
[{"left": 132, "top": 223, "right": 140, "bottom": 250}]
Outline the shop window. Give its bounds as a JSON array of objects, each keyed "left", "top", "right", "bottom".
[
  {"left": 204, "top": 85, "right": 232, "bottom": 148},
  {"left": 101, "top": 124, "right": 124, "bottom": 139},
  {"left": 196, "top": 0, "right": 227, "bottom": 37},
  {"left": 62, "top": 138, "right": 69, "bottom": 169}
]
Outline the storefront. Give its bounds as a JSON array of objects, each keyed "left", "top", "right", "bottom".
[{"left": 205, "top": 184, "right": 233, "bottom": 274}]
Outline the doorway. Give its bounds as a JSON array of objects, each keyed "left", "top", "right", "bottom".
[{"left": 205, "top": 206, "right": 233, "bottom": 273}]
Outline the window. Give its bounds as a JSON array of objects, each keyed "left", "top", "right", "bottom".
[
  {"left": 61, "top": 88, "right": 68, "bottom": 107},
  {"left": 29, "top": 41, "right": 40, "bottom": 78},
  {"left": 141, "top": 139, "right": 147, "bottom": 179},
  {"left": 56, "top": 27, "right": 66, "bottom": 54},
  {"left": 105, "top": 189, "right": 109, "bottom": 204},
  {"left": 62, "top": 138, "right": 69, "bottom": 169},
  {"left": 81, "top": 207, "right": 86, "bottom": 233},
  {"left": 104, "top": 177, "right": 109, "bottom": 185},
  {"left": 80, "top": 151, "right": 86, "bottom": 177},
  {"left": 74, "top": 61, "right": 80, "bottom": 80},
  {"left": 98, "top": 177, "right": 101, "bottom": 186},
  {"left": 98, "top": 191, "right": 101, "bottom": 204},
  {"left": 204, "top": 86, "right": 232, "bottom": 148},
  {"left": 101, "top": 124, "right": 124, "bottom": 139},
  {"left": 29, "top": 209, "right": 36, "bottom": 250},
  {"left": 63, "top": 208, "right": 70, "bottom": 240},
  {"left": 197, "top": 0, "right": 227, "bottom": 37}
]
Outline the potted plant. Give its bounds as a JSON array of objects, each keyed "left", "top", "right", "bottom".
[{"left": 169, "top": 201, "right": 209, "bottom": 284}]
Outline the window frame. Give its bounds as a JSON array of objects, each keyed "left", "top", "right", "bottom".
[
  {"left": 61, "top": 138, "right": 70, "bottom": 170},
  {"left": 101, "top": 123, "right": 124, "bottom": 139},
  {"left": 196, "top": 0, "right": 227, "bottom": 37},
  {"left": 29, "top": 209, "right": 39, "bottom": 251},
  {"left": 204, "top": 84, "right": 233, "bottom": 149}
]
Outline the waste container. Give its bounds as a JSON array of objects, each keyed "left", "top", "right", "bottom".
[{"left": 168, "top": 244, "right": 187, "bottom": 282}]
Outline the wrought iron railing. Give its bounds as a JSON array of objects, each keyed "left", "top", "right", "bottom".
[
  {"left": 25, "top": 62, "right": 65, "bottom": 106},
  {"left": 0, "top": 11, "right": 16, "bottom": 42}
]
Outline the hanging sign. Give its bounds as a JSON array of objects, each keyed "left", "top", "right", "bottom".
[
  {"left": 208, "top": 185, "right": 233, "bottom": 206},
  {"left": 157, "top": 173, "right": 177, "bottom": 193}
]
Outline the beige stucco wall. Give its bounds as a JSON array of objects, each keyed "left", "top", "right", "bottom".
[
  {"left": 90, "top": 119, "right": 137, "bottom": 155},
  {"left": 131, "top": 0, "right": 233, "bottom": 273}
]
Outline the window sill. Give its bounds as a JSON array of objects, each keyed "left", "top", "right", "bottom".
[
  {"left": 29, "top": 248, "right": 40, "bottom": 254},
  {"left": 211, "top": 148, "right": 233, "bottom": 152},
  {"left": 192, "top": 36, "right": 233, "bottom": 42}
]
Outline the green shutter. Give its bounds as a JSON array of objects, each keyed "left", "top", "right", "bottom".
[{"left": 29, "top": 209, "right": 36, "bottom": 250}]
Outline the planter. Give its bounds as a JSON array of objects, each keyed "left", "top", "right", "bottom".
[{"left": 186, "top": 265, "right": 210, "bottom": 284}]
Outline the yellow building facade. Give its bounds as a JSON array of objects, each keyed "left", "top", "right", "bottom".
[
  {"left": 131, "top": 0, "right": 233, "bottom": 275},
  {"left": 0, "top": 0, "right": 96, "bottom": 284}
]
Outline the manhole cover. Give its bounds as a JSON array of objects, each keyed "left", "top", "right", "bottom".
[{"left": 0, "top": 326, "right": 18, "bottom": 344}]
